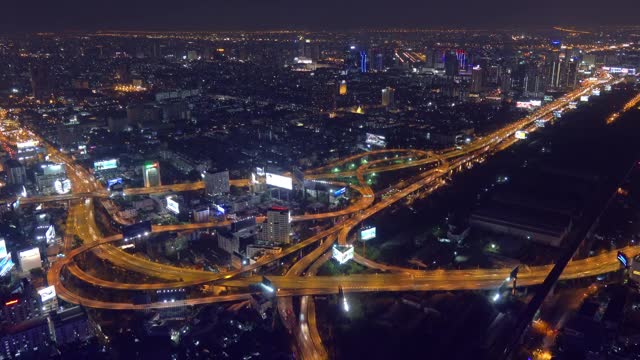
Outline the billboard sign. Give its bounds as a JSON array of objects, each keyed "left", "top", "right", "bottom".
[
  {"left": 332, "top": 245, "right": 354, "bottom": 264},
  {"left": 516, "top": 100, "right": 542, "bottom": 109},
  {"left": 366, "top": 133, "right": 387, "bottom": 147},
  {"left": 42, "top": 163, "right": 64, "bottom": 176},
  {"left": 602, "top": 67, "right": 637, "bottom": 75},
  {"left": 107, "top": 178, "right": 123, "bottom": 189},
  {"left": 0, "top": 254, "right": 14, "bottom": 277},
  {"left": 334, "top": 187, "right": 347, "bottom": 197},
  {"left": 580, "top": 95, "right": 589, "bottom": 102},
  {"left": 617, "top": 251, "right": 629, "bottom": 268},
  {"left": 16, "top": 140, "right": 39, "bottom": 149},
  {"left": 515, "top": 131, "right": 528, "bottom": 140},
  {"left": 535, "top": 119, "right": 547, "bottom": 128},
  {"left": 18, "top": 248, "right": 41, "bottom": 272},
  {"left": 265, "top": 173, "right": 293, "bottom": 190},
  {"left": 54, "top": 178, "right": 72, "bottom": 194},
  {"left": 38, "top": 286, "right": 56, "bottom": 302},
  {"left": 94, "top": 159, "right": 118, "bottom": 171},
  {"left": 360, "top": 227, "right": 376, "bottom": 241},
  {"left": 0, "top": 239, "right": 7, "bottom": 258},
  {"left": 166, "top": 196, "right": 180, "bottom": 214}
]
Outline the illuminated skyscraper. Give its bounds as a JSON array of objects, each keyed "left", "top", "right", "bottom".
[
  {"left": 381, "top": 87, "right": 395, "bottom": 107},
  {"left": 471, "top": 65, "right": 484, "bottom": 93},
  {"left": 360, "top": 50, "right": 368, "bottom": 73},
  {"left": 143, "top": 161, "right": 161, "bottom": 188},
  {"left": 339, "top": 80, "right": 347, "bottom": 95}
]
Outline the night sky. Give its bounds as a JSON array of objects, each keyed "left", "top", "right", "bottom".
[{"left": 2, "top": 0, "right": 639, "bottom": 32}]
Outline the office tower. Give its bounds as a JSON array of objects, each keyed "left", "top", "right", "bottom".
[
  {"left": 444, "top": 52, "right": 459, "bottom": 77},
  {"left": 471, "top": 65, "right": 484, "bottom": 93},
  {"left": 565, "top": 59, "right": 578, "bottom": 89},
  {"left": 456, "top": 50, "right": 468, "bottom": 71},
  {"left": 360, "top": 50, "right": 368, "bottom": 73},
  {"left": 5, "top": 160, "right": 27, "bottom": 185},
  {"left": 548, "top": 54, "right": 562, "bottom": 88},
  {"left": 524, "top": 63, "right": 546, "bottom": 97},
  {"left": 373, "top": 51, "right": 383, "bottom": 71},
  {"left": 204, "top": 170, "right": 230, "bottom": 195},
  {"left": 339, "top": 80, "right": 347, "bottom": 95},
  {"left": 424, "top": 47, "right": 436, "bottom": 68},
  {"left": 29, "top": 63, "right": 51, "bottom": 99},
  {"left": 500, "top": 66, "right": 513, "bottom": 92},
  {"left": 263, "top": 207, "right": 291, "bottom": 244},
  {"left": 142, "top": 161, "right": 161, "bottom": 188},
  {"left": 381, "top": 87, "right": 395, "bottom": 107}
]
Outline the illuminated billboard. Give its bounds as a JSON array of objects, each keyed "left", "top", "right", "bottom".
[
  {"left": 568, "top": 102, "right": 578, "bottom": 109},
  {"left": 580, "top": 95, "right": 589, "bottom": 102},
  {"left": 38, "top": 286, "right": 56, "bottom": 302},
  {"left": 0, "top": 254, "right": 14, "bottom": 277},
  {"left": 18, "top": 247, "right": 41, "bottom": 272},
  {"left": 42, "top": 163, "right": 64, "bottom": 176},
  {"left": 332, "top": 245, "right": 354, "bottom": 265},
  {"left": 265, "top": 173, "right": 293, "bottom": 190},
  {"left": 166, "top": 196, "right": 180, "bottom": 214},
  {"left": 602, "top": 67, "right": 637, "bottom": 75},
  {"left": 366, "top": 133, "right": 387, "bottom": 147},
  {"left": 516, "top": 100, "right": 542, "bottom": 109},
  {"left": 54, "top": 178, "right": 72, "bottom": 194},
  {"left": 94, "top": 159, "right": 118, "bottom": 171},
  {"left": 334, "top": 187, "right": 347, "bottom": 197},
  {"left": 535, "top": 119, "right": 547, "bottom": 128},
  {"left": 515, "top": 131, "right": 528, "bottom": 140},
  {"left": 16, "top": 140, "right": 39, "bottom": 149},
  {"left": 0, "top": 239, "right": 7, "bottom": 258},
  {"left": 107, "top": 178, "right": 123, "bottom": 189},
  {"left": 592, "top": 89, "right": 601, "bottom": 96},
  {"left": 360, "top": 227, "right": 376, "bottom": 241}
]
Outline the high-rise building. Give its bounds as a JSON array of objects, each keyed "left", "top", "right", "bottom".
[
  {"left": 381, "top": 87, "right": 395, "bottom": 107},
  {"left": 548, "top": 54, "right": 563, "bottom": 88},
  {"left": 29, "top": 63, "right": 52, "bottom": 99},
  {"left": 142, "top": 161, "right": 161, "bottom": 188},
  {"left": 360, "top": 50, "right": 368, "bottom": 73},
  {"left": 204, "top": 170, "right": 230, "bottom": 195},
  {"left": 338, "top": 80, "right": 347, "bottom": 95},
  {"left": 424, "top": 47, "right": 436, "bottom": 68},
  {"left": 261, "top": 207, "right": 291, "bottom": 244},
  {"left": 5, "top": 160, "right": 27, "bottom": 185},
  {"left": 373, "top": 51, "right": 383, "bottom": 71},
  {"left": 471, "top": 66, "right": 484, "bottom": 93},
  {"left": 444, "top": 52, "right": 459, "bottom": 77}
]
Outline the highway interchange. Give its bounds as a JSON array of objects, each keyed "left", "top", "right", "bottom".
[{"left": 1, "top": 73, "right": 637, "bottom": 358}]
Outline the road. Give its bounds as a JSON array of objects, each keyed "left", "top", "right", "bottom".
[{"left": 23, "top": 74, "right": 628, "bottom": 314}]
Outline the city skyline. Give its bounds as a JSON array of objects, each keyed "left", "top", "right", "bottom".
[{"left": 0, "top": 26, "right": 639, "bottom": 360}]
